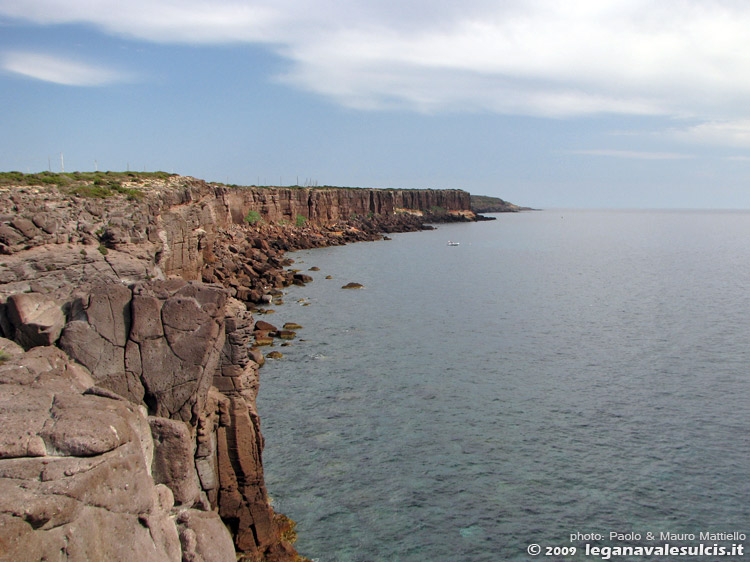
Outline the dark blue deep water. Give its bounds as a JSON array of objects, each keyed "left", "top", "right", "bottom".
[{"left": 257, "top": 210, "right": 750, "bottom": 561}]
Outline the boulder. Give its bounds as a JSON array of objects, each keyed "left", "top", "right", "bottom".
[
  {"left": 10, "top": 218, "right": 42, "bottom": 239},
  {"left": 5, "top": 293, "right": 65, "bottom": 349},
  {"left": 292, "top": 273, "right": 313, "bottom": 285},
  {"left": 248, "top": 347, "right": 265, "bottom": 367},
  {"left": 254, "top": 320, "right": 278, "bottom": 332},
  {"left": 0, "top": 224, "right": 24, "bottom": 246},
  {"left": 341, "top": 282, "right": 364, "bottom": 289},
  {"left": 177, "top": 510, "right": 236, "bottom": 562},
  {"left": 0, "top": 337, "right": 24, "bottom": 360}
]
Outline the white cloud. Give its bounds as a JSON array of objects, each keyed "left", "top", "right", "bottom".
[
  {"left": 4, "top": 0, "right": 750, "bottom": 125},
  {"left": 668, "top": 120, "right": 750, "bottom": 148},
  {"left": 567, "top": 149, "right": 693, "bottom": 160},
  {"left": 2, "top": 51, "right": 130, "bottom": 85}
]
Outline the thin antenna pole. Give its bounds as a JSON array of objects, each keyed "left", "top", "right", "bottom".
[{"left": 60, "top": 152, "right": 64, "bottom": 173}]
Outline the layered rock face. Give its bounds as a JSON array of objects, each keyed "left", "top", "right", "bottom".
[
  {"left": 223, "top": 185, "right": 470, "bottom": 226},
  {"left": 0, "top": 175, "right": 479, "bottom": 561}
]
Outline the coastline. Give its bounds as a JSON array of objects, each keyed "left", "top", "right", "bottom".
[{"left": 0, "top": 173, "right": 506, "bottom": 562}]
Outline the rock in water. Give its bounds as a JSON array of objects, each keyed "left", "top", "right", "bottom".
[{"left": 255, "top": 320, "right": 278, "bottom": 332}]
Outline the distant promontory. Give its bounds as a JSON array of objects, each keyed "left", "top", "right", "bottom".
[{"left": 471, "top": 193, "right": 533, "bottom": 213}]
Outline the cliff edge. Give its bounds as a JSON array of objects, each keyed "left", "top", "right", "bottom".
[{"left": 0, "top": 173, "right": 483, "bottom": 561}]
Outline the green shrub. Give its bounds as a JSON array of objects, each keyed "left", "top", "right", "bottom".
[
  {"left": 244, "top": 210, "right": 262, "bottom": 225},
  {"left": 295, "top": 214, "right": 307, "bottom": 227},
  {"left": 71, "top": 185, "right": 113, "bottom": 198}
]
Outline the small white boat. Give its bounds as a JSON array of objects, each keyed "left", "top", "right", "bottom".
[{"left": 447, "top": 241, "right": 460, "bottom": 246}]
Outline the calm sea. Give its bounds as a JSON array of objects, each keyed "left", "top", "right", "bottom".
[{"left": 257, "top": 210, "right": 750, "bottom": 561}]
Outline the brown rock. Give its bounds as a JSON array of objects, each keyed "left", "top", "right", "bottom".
[
  {"left": 292, "top": 273, "right": 313, "bottom": 285},
  {"left": 11, "top": 218, "right": 42, "bottom": 239},
  {"left": 0, "top": 337, "right": 24, "bottom": 360},
  {"left": 248, "top": 347, "right": 265, "bottom": 367},
  {"left": 0, "top": 224, "right": 24, "bottom": 246},
  {"left": 217, "top": 397, "right": 277, "bottom": 555},
  {"left": 62, "top": 281, "right": 226, "bottom": 422},
  {"left": 254, "top": 320, "right": 278, "bottom": 332},
  {"left": 341, "top": 282, "right": 364, "bottom": 289},
  {"left": 149, "top": 416, "right": 201, "bottom": 506},
  {"left": 0, "top": 347, "right": 184, "bottom": 562},
  {"left": 5, "top": 292, "right": 65, "bottom": 349},
  {"left": 177, "top": 510, "right": 236, "bottom": 562}
]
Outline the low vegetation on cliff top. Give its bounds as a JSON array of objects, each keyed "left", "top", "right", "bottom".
[
  {"left": 0, "top": 171, "right": 178, "bottom": 201},
  {"left": 0, "top": 170, "right": 174, "bottom": 186},
  {"left": 1, "top": 171, "right": 469, "bottom": 197},
  {"left": 470, "top": 194, "right": 526, "bottom": 212}
]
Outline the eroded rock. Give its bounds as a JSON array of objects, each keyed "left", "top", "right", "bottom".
[
  {"left": 5, "top": 293, "right": 65, "bottom": 349},
  {"left": 149, "top": 416, "right": 201, "bottom": 507},
  {"left": 0, "top": 347, "right": 182, "bottom": 562}
]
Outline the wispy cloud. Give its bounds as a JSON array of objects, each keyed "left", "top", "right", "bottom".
[
  {"left": 2, "top": 51, "right": 131, "bottom": 86},
  {"left": 4, "top": 0, "right": 750, "bottom": 128},
  {"left": 668, "top": 120, "right": 750, "bottom": 148},
  {"left": 567, "top": 149, "right": 693, "bottom": 160}
]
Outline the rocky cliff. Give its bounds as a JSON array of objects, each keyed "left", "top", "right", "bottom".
[{"left": 0, "top": 173, "right": 479, "bottom": 561}]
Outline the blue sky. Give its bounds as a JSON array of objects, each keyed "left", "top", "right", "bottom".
[{"left": 3, "top": 1, "right": 750, "bottom": 208}]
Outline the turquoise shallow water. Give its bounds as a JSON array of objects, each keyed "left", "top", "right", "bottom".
[{"left": 257, "top": 210, "right": 750, "bottom": 561}]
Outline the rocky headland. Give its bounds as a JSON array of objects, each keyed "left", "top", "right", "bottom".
[
  {"left": 0, "top": 172, "right": 495, "bottom": 561},
  {"left": 470, "top": 193, "right": 534, "bottom": 213}
]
